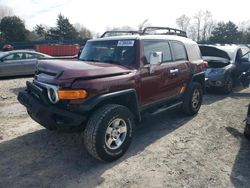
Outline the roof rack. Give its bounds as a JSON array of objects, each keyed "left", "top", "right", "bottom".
[
  {"left": 100, "top": 27, "right": 187, "bottom": 38},
  {"left": 141, "top": 27, "right": 187, "bottom": 37},
  {"left": 100, "top": 30, "right": 139, "bottom": 38}
]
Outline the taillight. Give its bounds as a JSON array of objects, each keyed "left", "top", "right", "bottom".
[{"left": 202, "top": 61, "right": 209, "bottom": 69}]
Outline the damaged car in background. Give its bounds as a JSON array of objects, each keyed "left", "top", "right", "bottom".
[{"left": 199, "top": 45, "right": 250, "bottom": 93}]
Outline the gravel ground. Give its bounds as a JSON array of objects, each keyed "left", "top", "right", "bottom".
[{"left": 0, "top": 77, "right": 250, "bottom": 188}]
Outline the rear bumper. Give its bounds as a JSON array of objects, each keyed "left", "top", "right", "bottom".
[{"left": 18, "top": 82, "right": 86, "bottom": 130}]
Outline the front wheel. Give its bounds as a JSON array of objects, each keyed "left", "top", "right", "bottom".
[
  {"left": 222, "top": 76, "right": 233, "bottom": 94},
  {"left": 84, "top": 104, "right": 135, "bottom": 161},
  {"left": 182, "top": 82, "right": 203, "bottom": 115}
]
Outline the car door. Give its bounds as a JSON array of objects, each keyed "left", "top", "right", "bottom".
[
  {"left": 21, "top": 52, "right": 39, "bottom": 74},
  {"left": 140, "top": 39, "right": 189, "bottom": 106},
  {"left": 239, "top": 51, "right": 250, "bottom": 73},
  {"left": 168, "top": 41, "right": 191, "bottom": 95},
  {"left": 0, "top": 52, "right": 24, "bottom": 76}
]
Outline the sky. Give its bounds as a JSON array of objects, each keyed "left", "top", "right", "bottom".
[{"left": 1, "top": 0, "right": 250, "bottom": 35}]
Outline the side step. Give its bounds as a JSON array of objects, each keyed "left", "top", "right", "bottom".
[{"left": 150, "top": 101, "right": 183, "bottom": 115}]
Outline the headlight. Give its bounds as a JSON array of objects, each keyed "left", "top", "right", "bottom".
[
  {"left": 206, "top": 68, "right": 225, "bottom": 75},
  {"left": 33, "top": 80, "right": 87, "bottom": 104},
  {"left": 47, "top": 87, "right": 59, "bottom": 104}
]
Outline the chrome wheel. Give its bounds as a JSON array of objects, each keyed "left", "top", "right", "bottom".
[
  {"left": 105, "top": 118, "right": 127, "bottom": 150},
  {"left": 192, "top": 89, "right": 200, "bottom": 110}
]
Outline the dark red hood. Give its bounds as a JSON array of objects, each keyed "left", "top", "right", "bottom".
[{"left": 36, "top": 60, "right": 132, "bottom": 80}]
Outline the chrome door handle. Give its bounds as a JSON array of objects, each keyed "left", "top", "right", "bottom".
[{"left": 170, "top": 69, "right": 179, "bottom": 74}]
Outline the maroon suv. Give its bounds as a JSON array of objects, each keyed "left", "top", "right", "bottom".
[{"left": 18, "top": 27, "right": 205, "bottom": 161}]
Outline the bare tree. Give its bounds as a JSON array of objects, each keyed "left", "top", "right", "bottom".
[
  {"left": 0, "top": 5, "right": 13, "bottom": 20},
  {"left": 138, "top": 19, "right": 151, "bottom": 32},
  {"left": 194, "top": 10, "right": 204, "bottom": 42},
  {"left": 74, "top": 23, "right": 92, "bottom": 39},
  {"left": 176, "top": 14, "right": 190, "bottom": 32},
  {"left": 187, "top": 24, "right": 198, "bottom": 41},
  {"left": 238, "top": 20, "right": 250, "bottom": 32},
  {"left": 201, "top": 10, "right": 215, "bottom": 41}
]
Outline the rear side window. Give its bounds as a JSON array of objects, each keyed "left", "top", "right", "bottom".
[
  {"left": 4, "top": 53, "right": 23, "bottom": 61},
  {"left": 26, "top": 53, "right": 44, "bottom": 59},
  {"left": 171, "top": 41, "right": 187, "bottom": 61},
  {"left": 143, "top": 40, "right": 172, "bottom": 64}
]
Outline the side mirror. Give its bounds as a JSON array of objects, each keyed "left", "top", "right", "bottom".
[{"left": 149, "top": 52, "right": 162, "bottom": 73}]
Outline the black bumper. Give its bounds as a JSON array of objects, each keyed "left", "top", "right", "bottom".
[{"left": 18, "top": 82, "right": 86, "bottom": 130}]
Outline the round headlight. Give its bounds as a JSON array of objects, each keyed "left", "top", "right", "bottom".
[{"left": 48, "top": 87, "right": 59, "bottom": 104}]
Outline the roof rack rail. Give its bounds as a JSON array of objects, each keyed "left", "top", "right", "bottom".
[
  {"left": 142, "top": 27, "right": 187, "bottom": 37},
  {"left": 100, "top": 30, "right": 139, "bottom": 38}
]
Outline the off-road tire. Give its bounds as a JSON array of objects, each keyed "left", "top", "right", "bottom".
[
  {"left": 182, "top": 82, "right": 203, "bottom": 115},
  {"left": 244, "top": 123, "right": 250, "bottom": 140},
  {"left": 222, "top": 76, "right": 233, "bottom": 94},
  {"left": 84, "top": 104, "right": 135, "bottom": 162}
]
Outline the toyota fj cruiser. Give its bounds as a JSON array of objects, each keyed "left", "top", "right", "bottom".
[{"left": 18, "top": 27, "right": 205, "bottom": 161}]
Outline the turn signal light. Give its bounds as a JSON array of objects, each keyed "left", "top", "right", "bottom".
[{"left": 58, "top": 90, "right": 88, "bottom": 100}]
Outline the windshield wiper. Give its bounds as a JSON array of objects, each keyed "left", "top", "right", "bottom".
[
  {"left": 102, "top": 60, "right": 120, "bottom": 64},
  {"left": 80, "top": 58, "right": 100, "bottom": 62}
]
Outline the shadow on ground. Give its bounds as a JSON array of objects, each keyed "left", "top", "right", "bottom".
[
  {"left": 203, "top": 86, "right": 249, "bottom": 105},
  {"left": 0, "top": 109, "right": 193, "bottom": 188},
  {"left": 226, "top": 127, "right": 250, "bottom": 187}
]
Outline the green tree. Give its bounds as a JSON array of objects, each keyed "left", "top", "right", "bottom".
[
  {"left": 209, "top": 21, "right": 240, "bottom": 44},
  {"left": 34, "top": 24, "right": 47, "bottom": 39},
  {"left": 0, "top": 16, "right": 28, "bottom": 42},
  {"left": 48, "top": 14, "right": 78, "bottom": 40}
]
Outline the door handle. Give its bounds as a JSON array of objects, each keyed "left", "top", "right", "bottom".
[{"left": 170, "top": 69, "right": 179, "bottom": 74}]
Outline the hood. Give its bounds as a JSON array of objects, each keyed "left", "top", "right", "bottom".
[
  {"left": 199, "top": 46, "right": 231, "bottom": 60},
  {"left": 36, "top": 60, "right": 133, "bottom": 82},
  {"left": 202, "top": 56, "right": 230, "bottom": 68}
]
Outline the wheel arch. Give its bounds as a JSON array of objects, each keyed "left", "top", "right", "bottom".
[
  {"left": 80, "top": 89, "right": 141, "bottom": 122},
  {"left": 189, "top": 72, "right": 205, "bottom": 92}
]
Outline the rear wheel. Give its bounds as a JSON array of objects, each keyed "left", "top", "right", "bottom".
[
  {"left": 182, "top": 82, "right": 203, "bottom": 115},
  {"left": 84, "top": 104, "right": 135, "bottom": 161}
]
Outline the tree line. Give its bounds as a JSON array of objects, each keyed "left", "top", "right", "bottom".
[
  {"left": 1, "top": 5, "right": 250, "bottom": 44},
  {"left": 0, "top": 6, "right": 92, "bottom": 42},
  {"left": 176, "top": 10, "right": 250, "bottom": 44}
]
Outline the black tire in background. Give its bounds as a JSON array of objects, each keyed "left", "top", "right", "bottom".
[
  {"left": 84, "top": 104, "right": 135, "bottom": 162},
  {"left": 222, "top": 76, "right": 233, "bottom": 94},
  {"left": 182, "top": 82, "right": 203, "bottom": 115}
]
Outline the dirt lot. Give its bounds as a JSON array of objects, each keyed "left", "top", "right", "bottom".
[{"left": 0, "top": 77, "right": 250, "bottom": 188}]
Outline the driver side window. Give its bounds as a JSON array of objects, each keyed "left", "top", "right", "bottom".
[
  {"left": 242, "top": 52, "right": 250, "bottom": 61},
  {"left": 3, "top": 53, "right": 22, "bottom": 62},
  {"left": 143, "top": 40, "right": 172, "bottom": 64}
]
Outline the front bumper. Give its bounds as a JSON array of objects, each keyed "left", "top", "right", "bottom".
[{"left": 18, "top": 81, "right": 86, "bottom": 130}]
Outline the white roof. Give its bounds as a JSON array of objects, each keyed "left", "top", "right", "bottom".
[{"left": 91, "top": 34, "right": 197, "bottom": 45}]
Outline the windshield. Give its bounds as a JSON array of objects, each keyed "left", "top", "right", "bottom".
[
  {"left": 79, "top": 40, "right": 136, "bottom": 66},
  {"left": 0, "top": 52, "right": 8, "bottom": 58}
]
